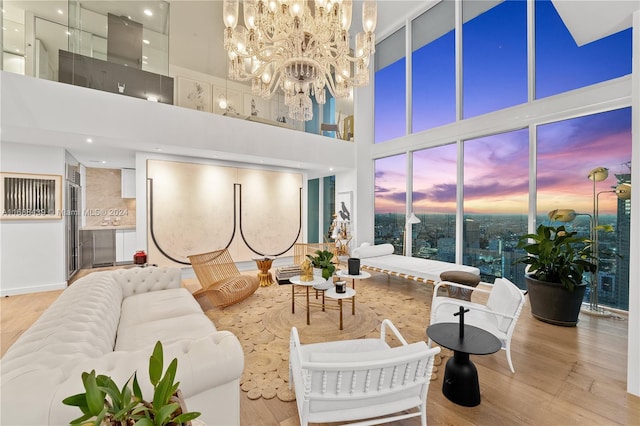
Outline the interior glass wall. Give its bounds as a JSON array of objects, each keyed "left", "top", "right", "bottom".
[
  {"left": 463, "top": 129, "right": 530, "bottom": 288},
  {"left": 412, "top": 143, "right": 457, "bottom": 261},
  {"left": 374, "top": 154, "right": 407, "bottom": 254},
  {"left": 68, "top": 1, "right": 170, "bottom": 75},
  {"left": 537, "top": 108, "right": 632, "bottom": 309},
  {"left": 535, "top": 0, "right": 633, "bottom": 99}
]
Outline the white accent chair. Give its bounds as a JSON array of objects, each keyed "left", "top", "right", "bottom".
[
  {"left": 289, "top": 319, "right": 441, "bottom": 426},
  {"left": 430, "top": 277, "right": 525, "bottom": 373}
]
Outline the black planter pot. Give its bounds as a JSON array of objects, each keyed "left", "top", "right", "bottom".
[{"left": 524, "top": 275, "right": 587, "bottom": 327}]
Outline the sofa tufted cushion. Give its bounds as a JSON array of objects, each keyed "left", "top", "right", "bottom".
[
  {"left": 119, "top": 287, "right": 208, "bottom": 327},
  {"left": 116, "top": 286, "right": 217, "bottom": 351},
  {"left": 113, "top": 266, "right": 182, "bottom": 297}
]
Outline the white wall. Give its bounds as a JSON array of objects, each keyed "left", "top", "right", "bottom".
[{"left": 0, "top": 142, "right": 67, "bottom": 296}]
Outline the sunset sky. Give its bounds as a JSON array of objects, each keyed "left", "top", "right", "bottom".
[{"left": 373, "top": 0, "right": 632, "bottom": 217}]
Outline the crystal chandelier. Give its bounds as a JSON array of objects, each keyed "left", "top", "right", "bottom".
[{"left": 223, "top": 0, "right": 377, "bottom": 121}]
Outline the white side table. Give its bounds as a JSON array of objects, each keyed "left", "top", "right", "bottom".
[
  {"left": 289, "top": 275, "right": 327, "bottom": 325},
  {"left": 337, "top": 270, "right": 371, "bottom": 289},
  {"left": 325, "top": 287, "right": 356, "bottom": 330}
]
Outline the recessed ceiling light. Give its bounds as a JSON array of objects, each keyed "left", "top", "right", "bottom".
[
  {"left": 142, "top": 60, "right": 148, "bottom": 65},
  {"left": 142, "top": 55, "right": 148, "bottom": 60},
  {"left": 101, "top": 160, "right": 107, "bottom": 164},
  {"left": 65, "top": 31, "right": 71, "bottom": 36},
  {"left": 329, "top": 167, "right": 334, "bottom": 171},
  {"left": 155, "top": 147, "right": 162, "bottom": 151},
  {"left": 57, "top": 9, "right": 63, "bottom": 15},
  {"left": 14, "top": 28, "right": 19, "bottom": 32},
  {"left": 143, "top": 39, "right": 150, "bottom": 45},
  {"left": 144, "top": 9, "right": 153, "bottom": 16},
  {"left": 2, "top": 27, "right": 6, "bottom": 31},
  {"left": 86, "top": 138, "right": 93, "bottom": 143},
  {"left": 15, "top": 48, "right": 20, "bottom": 53}
]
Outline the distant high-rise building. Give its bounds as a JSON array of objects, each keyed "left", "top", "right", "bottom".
[{"left": 615, "top": 173, "right": 631, "bottom": 310}]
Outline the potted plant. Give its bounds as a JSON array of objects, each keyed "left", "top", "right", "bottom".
[
  {"left": 306, "top": 249, "right": 336, "bottom": 280},
  {"left": 62, "top": 341, "right": 201, "bottom": 425},
  {"left": 515, "top": 224, "right": 596, "bottom": 326}
]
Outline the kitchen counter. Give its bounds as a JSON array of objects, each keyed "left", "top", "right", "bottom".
[{"left": 82, "top": 225, "right": 136, "bottom": 231}]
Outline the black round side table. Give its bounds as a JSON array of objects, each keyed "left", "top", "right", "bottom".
[{"left": 427, "top": 322, "right": 501, "bottom": 407}]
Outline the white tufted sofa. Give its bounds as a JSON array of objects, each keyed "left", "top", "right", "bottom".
[{"left": 0, "top": 267, "right": 244, "bottom": 426}]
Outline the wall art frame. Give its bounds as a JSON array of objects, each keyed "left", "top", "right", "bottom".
[
  {"left": 213, "top": 86, "right": 243, "bottom": 116},
  {"left": 1, "top": 172, "right": 63, "bottom": 220},
  {"left": 176, "top": 76, "right": 212, "bottom": 112},
  {"left": 243, "top": 93, "right": 269, "bottom": 119},
  {"left": 336, "top": 190, "right": 353, "bottom": 223}
]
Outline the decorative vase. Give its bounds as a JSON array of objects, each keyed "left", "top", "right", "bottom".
[
  {"left": 348, "top": 258, "right": 360, "bottom": 275},
  {"left": 524, "top": 274, "right": 587, "bottom": 326}
]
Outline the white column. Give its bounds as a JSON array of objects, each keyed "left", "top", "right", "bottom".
[{"left": 627, "top": 9, "right": 640, "bottom": 397}]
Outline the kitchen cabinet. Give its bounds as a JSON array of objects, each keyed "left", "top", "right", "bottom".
[
  {"left": 115, "top": 229, "right": 137, "bottom": 264},
  {"left": 121, "top": 168, "right": 136, "bottom": 198}
]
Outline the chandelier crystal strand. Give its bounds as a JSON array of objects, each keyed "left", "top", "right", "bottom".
[{"left": 222, "top": 0, "right": 376, "bottom": 121}]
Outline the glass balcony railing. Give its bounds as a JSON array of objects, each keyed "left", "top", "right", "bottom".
[{"left": 1, "top": 0, "right": 354, "bottom": 140}]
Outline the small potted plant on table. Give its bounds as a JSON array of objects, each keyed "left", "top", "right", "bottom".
[{"left": 306, "top": 249, "right": 336, "bottom": 280}]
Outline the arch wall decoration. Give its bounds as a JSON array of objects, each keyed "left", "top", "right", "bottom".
[{"left": 146, "top": 159, "right": 303, "bottom": 266}]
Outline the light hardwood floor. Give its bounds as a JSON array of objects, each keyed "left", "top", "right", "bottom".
[{"left": 2, "top": 271, "right": 638, "bottom": 426}]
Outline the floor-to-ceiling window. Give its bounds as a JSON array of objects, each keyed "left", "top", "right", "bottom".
[
  {"left": 374, "top": 155, "right": 407, "bottom": 253},
  {"left": 412, "top": 1, "right": 455, "bottom": 133},
  {"left": 323, "top": 175, "right": 336, "bottom": 242},
  {"left": 535, "top": 0, "right": 633, "bottom": 99},
  {"left": 370, "top": 0, "right": 633, "bottom": 310},
  {"left": 538, "top": 108, "right": 632, "bottom": 309},
  {"left": 463, "top": 129, "right": 530, "bottom": 287},
  {"left": 412, "top": 144, "right": 457, "bottom": 261},
  {"left": 374, "top": 28, "right": 406, "bottom": 143},
  {"left": 463, "top": 0, "right": 527, "bottom": 118}
]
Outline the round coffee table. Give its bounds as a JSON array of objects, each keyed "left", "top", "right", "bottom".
[
  {"left": 325, "top": 287, "right": 356, "bottom": 330},
  {"left": 426, "top": 322, "right": 501, "bottom": 407},
  {"left": 289, "top": 275, "right": 327, "bottom": 325},
  {"left": 336, "top": 269, "right": 371, "bottom": 289}
]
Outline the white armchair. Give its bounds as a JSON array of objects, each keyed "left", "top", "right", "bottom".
[
  {"left": 289, "top": 319, "right": 441, "bottom": 426},
  {"left": 430, "top": 277, "right": 525, "bottom": 373}
]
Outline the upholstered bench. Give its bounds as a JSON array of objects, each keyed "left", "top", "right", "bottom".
[{"left": 440, "top": 270, "right": 481, "bottom": 301}]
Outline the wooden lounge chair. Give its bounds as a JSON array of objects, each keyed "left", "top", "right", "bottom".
[{"left": 188, "top": 248, "right": 259, "bottom": 308}]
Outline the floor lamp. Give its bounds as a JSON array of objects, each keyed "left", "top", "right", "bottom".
[
  {"left": 403, "top": 212, "right": 421, "bottom": 256},
  {"left": 585, "top": 166, "right": 610, "bottom": 316},
  {"left": 549, "top": 174, "right": 632, "bottom": 317}
]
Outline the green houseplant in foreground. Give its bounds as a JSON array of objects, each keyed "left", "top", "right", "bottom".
[
  {"left": 62, "top": 341, "right": 200, "bottom": 426},
  {"left": 515, "top": 224, "right": 597, "bottom": 326},
  {"left": 306, "top": 249, "right": 336, "bottom": 280}
]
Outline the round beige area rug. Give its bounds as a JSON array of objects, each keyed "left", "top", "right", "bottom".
[{"left": 205, "top": 279, "right": 440, "bottom": 402}]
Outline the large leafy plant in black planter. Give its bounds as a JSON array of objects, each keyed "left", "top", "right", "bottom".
[{"left": 515, "top": 224, "right": 596, "bottom": 326}]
